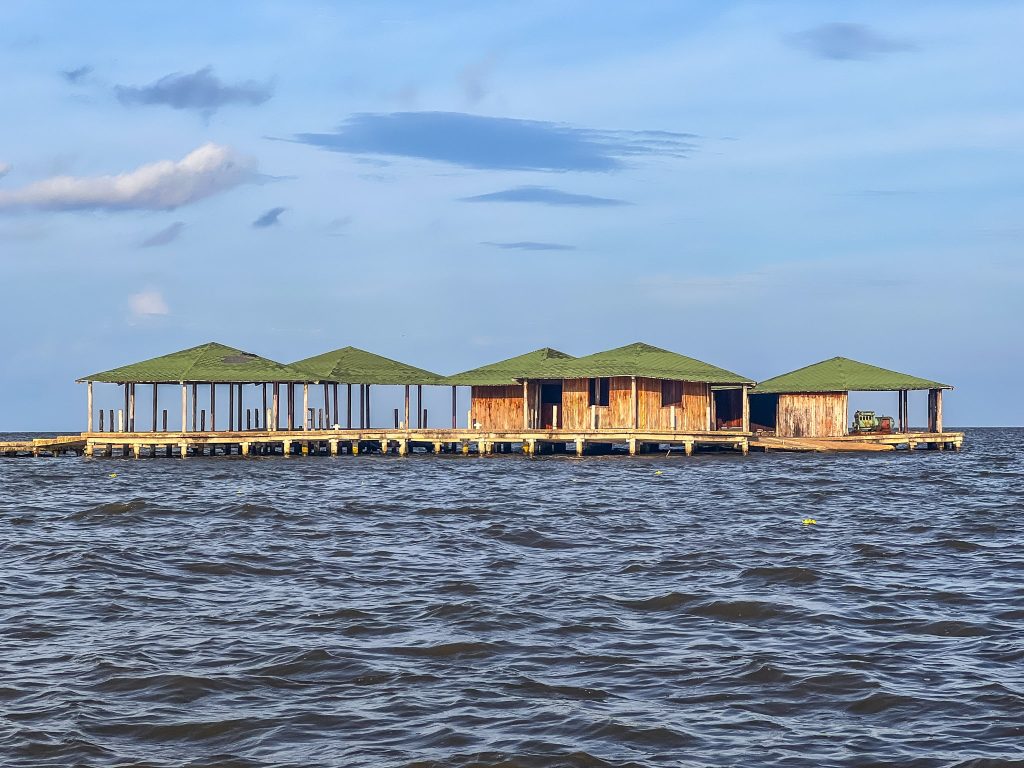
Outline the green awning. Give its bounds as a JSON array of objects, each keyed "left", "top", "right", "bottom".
[
  {"left": 752, "top": 357, "right": 952, "bottom": 394},
  {"left": 552, "top": 342, "right": 754, "bottom": 385},
  {"left": 290, "top": 346, "right": 443, "bottom": 385},
  {"left": 446, "top": 347, "right": 575, "bottom": 385},
  {"left": 79, "top": 342, "right": 315, "bottom": 383}
]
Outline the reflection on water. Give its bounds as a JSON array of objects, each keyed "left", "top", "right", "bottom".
[{"left": 1, "top": 428, "right": 1022, "bottom": 767}]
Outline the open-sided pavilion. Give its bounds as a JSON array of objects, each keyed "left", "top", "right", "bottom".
[
  {"left": 77, "top": 342, "right": 314, "bottom": 433},
  {"left": 290, "top": 346, "right": 444, "bottom": 429}
]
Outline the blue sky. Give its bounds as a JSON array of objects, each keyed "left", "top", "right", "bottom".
[{"left": 1, "top": 0, "right": 1021, "bottom": 428}]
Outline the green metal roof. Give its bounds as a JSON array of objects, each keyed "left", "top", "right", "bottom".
[
  {"left": 446, "top": 347, "right": 575, "bottom": 385},
  {"left": 554, "top": 342, "right": 754, "bottom": 384},
  {"left": 752, "top": 356, "right": 952, "bottom": 394},
  {"left": 79, "top": 342, "right": 314, "bottom": 383},
  {"left": 290, "top": 346, "right": 443, "bottom": 385}
]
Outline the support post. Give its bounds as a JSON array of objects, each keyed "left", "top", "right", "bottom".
[
  {"left": 684, "top": 441, "right": 693, "bottom": 456},
  {"left": 628, "top": 438, "right": 638, "bottom": 456},
  {"left": 935, "top": 389, "right": 943, "bottom": 433},
  {"left": 237, "top": 384, "right": 243, "bottom": 431},
  {"left": 303, "top": 383, "right": 309, "bottom": 430},
  {"left": 210, "top": 383, "right": 216, "bottom": 431},
  {"left": 262, "top": 384, "right": 268, "bottom": 430},
  {"left": 347, "top": 384, "right": 353, "bottom": 428},
  {"left": 191, "top": 384, "right": 198, "bottom": 431},
  {"left": 328, "top": 439, "right": 338, "bottom": 456},
  {"left": 452, "top": 386, "right": 458, "bottom": 429},
  {"left": 128, "top": 383, "right": 136, "bottom": 432},
  {"left": 359, "top": 385, "right": 365, "bottom": 428},
  {"left": 416, "top": 385, "right": 423, "bottom": 428},
  {"left": 87, "top": 381, "right": 93, "bottom": 432},
  {"left": 524, "top": 381, "right": 530, "bottom": 429},
  {"left": 575, "top": 438, "right": 584, "bottom": 457},
  {"left": 272, "top": 384, "right": 280, "bottom": 430},
  {"left": 404, "top": 385, "right": 410, "bottom": 430},
  {"left": 333, "top": 383, "right": 339, "bottom": 427},
  {"left": 229, "top": 383, "right": 235, "bottom": 432},
  {"left": 180, "top": 382, "right": 187, "bottom": 433},
  {"left": 631, "top": 376, "right": 638, "bottom": 429},
  {"left": 741, "top": 385, "right": 750, "bottom": 433},
  {"left": 366, "top": 385, "right": 371, "bottom": 427}
]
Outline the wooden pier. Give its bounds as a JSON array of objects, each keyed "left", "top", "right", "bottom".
[
  {"left": 0, "top": 428, "right": 966, "bottom": 458},
  {"left": 1, "top": 428, "right": 752, "bottom": 458}
]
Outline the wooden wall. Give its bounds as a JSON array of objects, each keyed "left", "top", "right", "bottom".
[
  {"left": 471, "top": 385, "right": 523, "bottom": 431},
  {"left": 561, "top": 379, "right": 590, "bottom": 430},
  {"left": 472, "top": 377, "right": 721, "bottom": 432},
  {"left": 776, "top": 393, "right": 848, "bottom": 438},
  {"left": 578, "top": 377, "right": 710, "bottom": 431}
]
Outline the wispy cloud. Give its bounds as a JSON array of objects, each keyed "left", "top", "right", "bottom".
[
  {"left": 483, "top": 241, "right": 576, "bottom": 251},
  {"left": 789, "top": 23, "right": 915, "bottom": 61},
  {"left": 140, "top": 221, "right": 185, "bottom": 248},
  {"left": 129, "top": 289, "right": 169, "bottom": 318},
  {"left": 462, "top": 186, "right": 629, "bottom": 207},
  {"left": 0, "top": 162, "right": 10, "bottom": 179},
  {"left": 293, "top": 112, "right": 695, "bottom": 172},
  {"left": 61, "top": 65, "right": 92, "bottom": 84},
  {"left": 459, "top": 54, "right": 498, "bottom": 105},
  {"left": 252, "top": 206, "right": 286, "bottom": 227},
  {"left": 0, "top": 143, "right": 258, "bottom": 212},
  {"left": 115, "top": 66, "right": 273, "bottom": 115}
]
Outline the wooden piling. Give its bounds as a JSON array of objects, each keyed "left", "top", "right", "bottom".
[
  {"left": 87, "top": 381, "right": 93, "bottom": 432},
  {"left": 192, "top": 384, "right": 198, "bottom": 431},
  {"left": 417, "top": 385, "right": 423, "bottom": 428},
  {"left": 404, "top": 385, "right": 410, "bottom": 430},
  {"left": 303, "top": 383, "right": 309, "bottom": 431},
  {"left": 452, "top": 385, "right": 458, "bottom": 428},
  {"left": 229, "top": 384, "right": 235, "bottom": 431},
  {"left": 210, "top": 383, "right": 217, "bottom": 431}
]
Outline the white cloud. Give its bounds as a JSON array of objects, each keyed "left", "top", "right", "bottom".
[
  {"left": 129, "top": 290, "right": 169, "bottom": 317},
  {"left": 0, "top": 144, "right": 256, "bottom": 212},
  {"left": 0, "top": 162, "right": 10, "bottom": 178}
]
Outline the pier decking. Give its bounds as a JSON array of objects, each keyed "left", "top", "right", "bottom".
[{"left": 0, "top": 428, "right": 964, "bottom": 458}]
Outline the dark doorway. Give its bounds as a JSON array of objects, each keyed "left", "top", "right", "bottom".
[
  {"left": 714, "top": 388, "right": 743, "bottom": 429},
  {"left": 540, "top": 382, "right": 563, "bottom": 429}
]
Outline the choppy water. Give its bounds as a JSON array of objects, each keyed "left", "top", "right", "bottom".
[{"left": 1, "top": 427, "right": 1022, "bottom": 767}]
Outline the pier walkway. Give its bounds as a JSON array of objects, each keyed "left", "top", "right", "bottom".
[{"left": 0, "top": 429, "right": 963, "bottom": 458}]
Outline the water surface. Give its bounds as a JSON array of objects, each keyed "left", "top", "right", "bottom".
[{"left": 1, "top": 428, "right": 1022, "bottom": 767}]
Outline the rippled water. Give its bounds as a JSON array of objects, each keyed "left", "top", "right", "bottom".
[{"left": 1, "top": 428, "right": 1022, "bottom": 767}]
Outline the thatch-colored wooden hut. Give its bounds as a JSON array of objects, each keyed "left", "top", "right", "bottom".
[
  {"left": 545, "top": 342, "right": 753, "bottom": 431},
  {"left": 446, "top": 348, "right": 575, "bottom": 431},
  {"left": 291, "top": 346, "right": 444, "bottom": 429},
  {"left": 448, "top": 342, "right": 753, "bottom": 432},
  {"left": 750, "top": 356, "right": 952, "bottom": 438},
  {"left": 77, "top": 342, "right": 314, "bottom": 432}
]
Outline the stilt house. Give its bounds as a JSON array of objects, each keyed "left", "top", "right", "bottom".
[
  {"left": 749, "top": 356, "right": 952, "bottom": 438},
  {"left": 446, "top": 347, "right": 575, "bottom": 431},
  {"left": 543, "top": 342, "right": 753, "bottom": 431}
]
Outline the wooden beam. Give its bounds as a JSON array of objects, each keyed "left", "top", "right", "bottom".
[
  {"left": 523, "top": 381, "right": 529, "bottom": 429},
  {"left": 347, "top": 383, "right": 353, "bottom": 428},
  {"left": 417, "top": 385, "right": 423, "bottom": 429},
  {"left": 210, "top": 383, "right": 216, "bottom": 431},
  {"left": 152, "top": 383, "right": 158, "bottom": 431},
  {"left": 404, "top": 385, "right": 410, "bottom": 430},
  {"left": 935, "top": 389, "right": 943, "bottom": 433},
  {"left": 452, "top": 385, "right": 457, "bottom": 428},
  {"left": 229, "top": 383, "right": 235, "bottom": 431},
  {"left": 87, "top": 381, "right": 93, "bottom": 432},
  {"left": 191, "top": 384, "right": 198, "bottom": 431},
  {"left": 333, "top": 383, "right": 339, "bottom": 427}
]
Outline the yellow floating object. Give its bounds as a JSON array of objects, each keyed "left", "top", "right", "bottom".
[
  {"left": 654, "top": 470, "right": 664, "bottom": 476},
  {"left": 802, "top": 518, "right": 817, "bottom": 525},
  {"left": 109, "top": 473, "right": 117, "bottom": 478}
]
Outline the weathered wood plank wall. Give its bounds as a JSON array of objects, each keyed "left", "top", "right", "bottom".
[
  {"left": 561, "top": 379, "right": 590, "bottom": 430},
  {"left": 471, "top": 385, "right": 524, "bottom": 430},
  {"left": 776, "top": 393, "right": 848, "bottom": 437}
]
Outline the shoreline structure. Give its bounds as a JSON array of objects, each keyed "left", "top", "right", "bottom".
[{"left": 1, "top": 341, "right": 963, "bottom": 458}]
